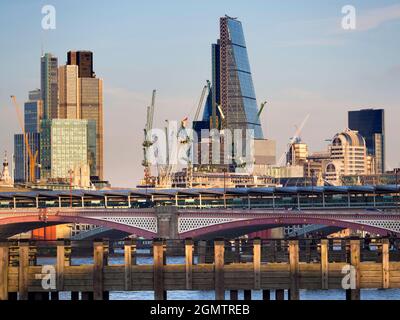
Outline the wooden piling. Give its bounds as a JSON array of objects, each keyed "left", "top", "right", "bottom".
[
  {"left": 262, "top": 290, "right": 270, "bottom": 300},
  {"left": 153, "top": 239, "right": 165, "bottom": 300},
  {"left": 382, "top": 238, "right": 390, "bottom": 289},
  {"left": 349, "top": 239, "right": 361, "bottom": 300},
  {"left": 214, "top": 239, "right": 225, "bottom": 300},
  {"left": 93, "top": 241, "right": 105, "bottom": 300},
  {"left": 320, "top": 239, "right": 329, "bottom": 289},
  {"left": 243, "top": 290, "right": 252, "bottom": 300},
  {"left": 289, "top": 240, "right": 299, "bottom": 300},
  {"left": 56, "top": 240, "right": 68, "bottom": 292},
  {"left": 275, "top": 289, "right": 285, "bottom": 300},
  {"left": 234, "top": 239, "right": 240, "bottom": 263},
  {"left": 230, "top": 290, "right": 238, "bottom": 300},
  {"left": 198, "top": 240, "right": 207, "bottom": 264},
  {"left": 185, "top": 239, "right": 193, "bottom": 290},
  {"left": 0, "top": 242, "right": 9, "bottom": 300},
  {"left": 253, "top": 238, "right": 261, "bottom": 290},
  {"left": 124, "top": 239, "right": 136, "bottom": 291},
  {"left": 18, "top": 241, "right": 30, "bottom": 300}
]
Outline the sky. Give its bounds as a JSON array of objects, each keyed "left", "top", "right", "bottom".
[{"left": 0, "top": 0, "right": 399, "bottom": 187}]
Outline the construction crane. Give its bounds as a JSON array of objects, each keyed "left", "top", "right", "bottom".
[
  {"left": 142, "top": 90, "right": 156, "bottom": 186},
  {"left": 10, "top": 95, "right": 38, "bottom": 183},
  {"left": 193, "top": 80, "right": 210, "bottom": 124},
  {"left": 277, "top": 114, "right": 310, "bottom": 166},
  {"left": 257, "top": 100, "right": 267, "bottom": 118}
]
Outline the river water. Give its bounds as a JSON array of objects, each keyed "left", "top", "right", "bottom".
[{"left": 37, "top": 251, "right": 400, "bottom": 301}]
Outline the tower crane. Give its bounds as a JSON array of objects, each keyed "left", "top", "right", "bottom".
[
  {"left": 193, "top": 80, "right": 210, "bottom": 124},
  {"left": 277, "top": 114, "right": 310, "bottom": 167},
  {"left": 142, "top": 90, "right": 156, "bottom": 186},
  {"left": 257, "top": 100, "right": 267, "bottom": 118},
  {"left": 10, "top": 95, "right": 38, "bottom": 183}
]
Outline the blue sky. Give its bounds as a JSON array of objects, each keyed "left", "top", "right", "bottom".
[{"left": 0, "top": 0, "right": 399, "bottom": 186}]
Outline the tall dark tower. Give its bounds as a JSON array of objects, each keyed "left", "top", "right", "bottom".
[
  {"left": 67, "top": 51, "right": 94, "bottom": 78},
  {"left": 348, "top": 109, "right": 385, "bottom": 173}
]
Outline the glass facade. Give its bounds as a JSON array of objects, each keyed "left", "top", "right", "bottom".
[
  {"left": 348, "top": 109, "right": 385, "bottom": 173},
  {"left": 40, "top": 119, "right": 88, "bottom": 179},
  {"left": 41, "top": 53, "right": 58, "bottom": 119},
  {"left": 24, "top": 100, "right": 43, "bottom": 133},
  {"left": 14, "top": 133, "right": 40, "bottom": 182},
  {"left": 80, "top": 77, "right": 103, "bottom": 180},
  {"left": 220, "top": 16, "right": 263, "bottom": 139}
]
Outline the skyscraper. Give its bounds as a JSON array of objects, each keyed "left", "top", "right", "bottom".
[
  {"left": 67, "top": 51, "right": 94, "bottom": 78},
  {"left": 193, "top": 16, "right": 274, "bottom": 170},
  {"left": 218, "top": 16, "right": 263, "bottom": 139},
  {"left": 348, "top": 109, "right": 385, "bottom": 173},
  {"left": 14, "top": 133, "right": 40, "bottom": 182},
  {"left": 41, "top": 53, "right": 58, "bottom": 119},
  {"left": 14, "top": 92, "right": 43, "bottom": 183},
  {"left": 79, "top": 75, "right": 104, "bottom": 181},
  {"left": 58, "top": 65, "right": 80, "bottom": 119},
  {"left": 58, "top": 51, "right": 104, "bottom": 180},
  {"left": 40, "top": 119, "right": 89, "bottom": 180}
]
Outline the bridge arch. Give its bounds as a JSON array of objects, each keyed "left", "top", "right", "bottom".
[
  {"left": 0, "top": 215, "right": 156, "bottom": 239},
  {"left": 179, "top": 216, "right": 399, "bottom": 239}
]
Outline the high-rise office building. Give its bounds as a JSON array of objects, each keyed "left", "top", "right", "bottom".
[
  {"left": 67, "top": 51, "right": 94, "bottom": 78},
  {"left": 58, "top": 65, "right": 80, "bottom": 119},
  {"left": 41, "top": 53, "right": 58, "bottom": 119},
  {"left": 218, "top": 16, "right": 263, "bottom": 139},
  {"left": 14, "top": 92, "right": 43, "bottom": 183},
  {"left": 193, "top": 16, "right": 274, "bottom": 170},
  {"left": 40, "top": 119, "right": 89, "bottom": 180},
  {"left": 79, "top": 76, "right": 103, "bottom": 180},
  {"left": 14, "top": 133, "right": 40, "bottom": 183},
  {"left": 24, "top": 100, "right": 43, "bottom": 133},
  {"left": 348, "top": 109, "right": 385, "bottom": 173},
  {"left": 61, "top": 51, "right": 103, "bottom": 180}
]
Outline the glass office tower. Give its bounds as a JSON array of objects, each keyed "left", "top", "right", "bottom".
[
  {"left": 41, "top": 53, "right": 58, "bottom": 119},
  {"left": 14, "top": 133, "right": 40, "bottom": 182},
  {"left": 348, "top": 109, "right": 385, "bottom": 173},
  {"left": 24, "top": 100, "right": 43, "bottom": 133},
  {"left": 218, "top": 16, "right": 263, "bottom": 139},
  {"left": 40, "top": 119, "right": 88, "bottom": 179}
]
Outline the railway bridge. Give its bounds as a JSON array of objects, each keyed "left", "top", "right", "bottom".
[{"left": 0, "top": 185, "right": 399, "bottom": 239}]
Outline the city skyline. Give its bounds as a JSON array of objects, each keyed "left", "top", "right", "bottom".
[{"left": 0, "top": 1, "right": 399, "bottom": 186}]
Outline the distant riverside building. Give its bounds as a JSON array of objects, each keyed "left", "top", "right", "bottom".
[
  {"left": 348, "top": 109, "right": 385, "bottom": 173},
  {"left": 67, "top": 51, "right": 94, "bottom": 78},
  {"left": 41, "top": 53, "right": 58, "bottom": 119},
  {"left": 325, "top": 129, "right": 368, "bottom": 185},
  {"left": 287, "top": 142, "right": 308, "bottom": 167},
  {"left": 28, "top": 89, "right": 41, "bottom": 101},
  {"left": 40, "top": 119, "right": 89, "bottom": 180}
]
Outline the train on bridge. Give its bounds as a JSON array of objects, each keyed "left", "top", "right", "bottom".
[{"left": 0, "top": 185, "right": 399, "bottom": 210}]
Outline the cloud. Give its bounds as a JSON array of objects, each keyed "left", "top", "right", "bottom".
[{"left": 356, "top": 4, "right": 400, "bottom": 31}]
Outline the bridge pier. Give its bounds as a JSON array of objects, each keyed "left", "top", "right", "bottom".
[{"left": 155, "top": 206, "right": 178, "bottom": 239}]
